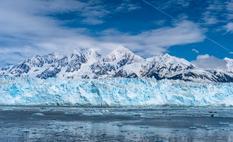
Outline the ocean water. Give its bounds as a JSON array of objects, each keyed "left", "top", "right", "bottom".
[{"left": 0, "top": 106, "right": 233, "bottom": 142}]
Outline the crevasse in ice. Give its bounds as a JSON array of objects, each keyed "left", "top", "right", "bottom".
[{"left": 0, "top": 77, "right": 233, "bottom": 106}]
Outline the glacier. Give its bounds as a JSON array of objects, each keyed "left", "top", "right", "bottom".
[{"left": 0, "top": 77, "right": 233, "bottom": 106}]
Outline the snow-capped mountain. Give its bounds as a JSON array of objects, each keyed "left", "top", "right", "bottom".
[{"left": 1, "top": 47, "right": 233, "bottom": 82}]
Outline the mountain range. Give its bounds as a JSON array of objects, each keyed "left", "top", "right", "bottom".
[{"left": 1, "top": 47, "right": 233, "bottom": 82}]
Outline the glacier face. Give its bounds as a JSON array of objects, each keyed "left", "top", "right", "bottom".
[{"left": 1, "top": 77, "right": 233, "bottom": 106}]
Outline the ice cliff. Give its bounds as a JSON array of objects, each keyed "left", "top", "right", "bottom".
[{"left": 1, "top": 77, "right": 233, "bottom": 106}]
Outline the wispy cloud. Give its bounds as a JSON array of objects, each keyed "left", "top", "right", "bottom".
[
  {"left": 225, "top": 22, "right": 233, "bottom": 32},
  {"left": 0, "top": 20, "right": 205, "bottom": 66},
  {"left": 192, "top": 48, "right": 200, "bottom": 54},
  {"left": 77, "top": 0, "right": 109, "bottom": 25},
  {"left": 116, "top": 0, "right": 141, "bottom": 12},
  {"left": 226, "top": 0, "right": 233, "bottom": 20},
  {"left": 202, "top": 12, "right": 219, "bottom": 25},
  {"left": 200, "top": 1, "right": 225, "bottom": 26}
]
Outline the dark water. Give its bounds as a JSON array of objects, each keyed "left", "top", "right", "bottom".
[{"left": 0, "top": 106, "right": 233, "bottom": 142}]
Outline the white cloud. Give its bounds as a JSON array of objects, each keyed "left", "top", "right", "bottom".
[
  {"left": 192, "top": 49, "right": 199, "bottom": 54},
  {"left": 99, "top": 21, "right": 205, "bottom": 56},
  {"left": 116, "top": 0, "right": 141, "bottom": 12},
  {"left": 0, "top": 0, "right": 205, "bottom": 66},
  {"left": 176, "top": 0, "right": 191, "bottom": 7},
  {"left": 1, "top": 20, "right": 204, "bottom": 60},
  {"left": 192, "top": 54, "right": 227, "bottom": 70},
  {"left": 225, "top": 23, "right": 233, "bottom": 32},
  {"left": 0, "top": 0, "right": 108, "bottom": 27}
]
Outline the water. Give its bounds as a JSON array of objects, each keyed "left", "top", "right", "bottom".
[{"left": 0, "top": 106, "right": 233, "bottom": 142}]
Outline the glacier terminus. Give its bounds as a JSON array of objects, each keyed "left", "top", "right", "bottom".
[{"left": 1, "top": 77, "right": 233, "bottom": 106}]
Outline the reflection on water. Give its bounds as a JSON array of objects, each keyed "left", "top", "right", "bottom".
[{"left": 0, "top": 106, "right": 233, "bottom": 142}]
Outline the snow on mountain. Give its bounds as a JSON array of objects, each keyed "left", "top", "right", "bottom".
[
  {"left": 141, "top": 54, "right": 195, "bottom": 77},
  {"left": 90, "top": 47, "right": 144, "bottom": 78},
  {"left": 225, "top": 58, "right": 233, "bottom": 73},
  {"left": 116, "top": 53, "right": 233, "bottom": 82},
  {"left": 1, "top": 47, "right": 233, "bottom": 82},
  {"left": 1, "top": 77, "right": 233, "bottom": 106},
  {"left": 104, "top": 46, "right": 143, "bottom": 64},
  {"left": 58, "top": 48, "right": 102, "bottom": 79}
]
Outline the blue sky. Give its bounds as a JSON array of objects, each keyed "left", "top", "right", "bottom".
[{"left": 0, "top": 0, "right": 233, "bottom": 68}]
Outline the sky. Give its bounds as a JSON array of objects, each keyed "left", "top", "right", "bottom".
[{"left": 0, "top": 0, "right": 233, "bottom": 69}]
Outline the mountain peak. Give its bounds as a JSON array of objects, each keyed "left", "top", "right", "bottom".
[
  {"left": 106, "top": 47, "right": 143, "bottom": 62},
  {"left": 161, "top": 53, "right": 194, "bottom": 66},
  {"left": 78, "top": 48, "right": 101, "bottom": 63}
]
